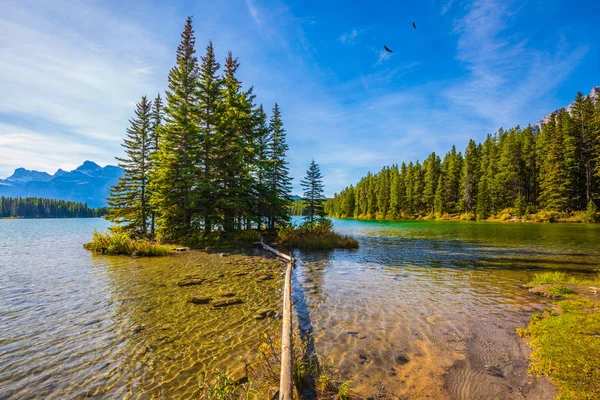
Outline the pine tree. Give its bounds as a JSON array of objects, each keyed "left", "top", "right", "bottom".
[
  {"left": 217, "top": 52, "right": 251, "bottom": 232},
  {"left": 151, "top": 17, "right": 201, "bottom": 241},
  {"left": 538, "top": 113, "right": 568, "bottom": 211},
  {"left": 301, "top": 160, "right": 326, "bottom": 223},
  {"left": 572, "top": 92, "right": 596, "bottom": 205},
  {"left": 434, "top": 175, "right": 445, "bottom": 216},
  {"left": 196, "top": 40, "right": 222, "bottom": 235},
  {"left": 253, "top": 104, "right": 272, "bottom": 228},
  {"left": 106, "top": 96, "right": 153, "bottom": 234},
  {"left": 423, "top": 152, "right": 440, "bottom": 214},
  {"left": 148, "top": 93, "right": 163, "bottom": 235},
  {"left": 266, "top": 103, "right": 292, "bottom": 228},
  {"left": 476, "top": 174, "right": 491, "bottom": 219}
]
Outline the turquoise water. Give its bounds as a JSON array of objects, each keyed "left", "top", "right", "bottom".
[{"left": 1, "top": 218, "right": 599, "bottom": 398}]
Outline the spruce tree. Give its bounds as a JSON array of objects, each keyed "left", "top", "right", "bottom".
[
  {"left": 572, "top": 92, "right": 596, "bottom": 205},
  {"left": 151, "top": 17, "right": 201, "bottom": 241},
  {"left": 266, "top": 103, "right": 292, "bottom": 228},
  {"left": 537, "top": 113, "right": 568, "bottom": 211},
  {"left": 106, "top": 96, "right": 153, "bottom": 235},
  {"left": 434, "top": 175, "right": 445, "bottom": 216},
  {"left": 301, "top": 160, "right": 326, "bottom": 223},
  {"left": 196, "top": 41, "right": 222, "bottom": 235},
  {"left": 253, "top": 104, "right": 272, "bottom": 228},
  {"left": 148, "top": 93, "right": 163, "bottom": 235},
  {"left": 217, "top": 52, "right": 251, "bottom": 232}
]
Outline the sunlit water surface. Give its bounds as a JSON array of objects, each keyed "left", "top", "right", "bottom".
[
  {"left": 290, "top": 218, "right": 600, "bottom": 399},
  {"left": 0, "top": 219, "right": 284, "bottom": 399},
  {"left": 1, "top": 218, "right": 600, "bottom": 399}
]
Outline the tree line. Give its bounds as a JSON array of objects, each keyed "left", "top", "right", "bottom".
[
  {"left": 326, "top": 91, "right": 600, "bottom": 220},
  {"left": 106, "top": 17, "right": 292, "bottom": 241},
  {"left": 0, "top": 197, "right": 105, "bottom": 218}
]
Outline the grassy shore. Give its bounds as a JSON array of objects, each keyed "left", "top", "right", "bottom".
[
  {"left": 518, "top": 271, "right": 600, "bottom": 399},
  {"left": 329, "top": 205, "right": 599, "bottom": 224}
]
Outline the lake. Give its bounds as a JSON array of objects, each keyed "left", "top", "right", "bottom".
[{"left": 1, "top": 218, "right": 599, "bottom": 399}]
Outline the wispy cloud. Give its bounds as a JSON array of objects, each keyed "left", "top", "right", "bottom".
[
  {"left": 441, "top": 0, "right": 455, "bottom": 15},
  {"left": 0, "top": 1, "right": 168, "bottom": 177},
  {"left": 375, "top": 49, "right": 392, "bottom": 66},
  {"left": 244, "top": 0, "right": 263, "bottom": 33},
  {"left": 446, "top": 0, "right": 588, "bottom": 129},
  {"left": 339, "top": 28, "right": 359, "bottom": 44}
]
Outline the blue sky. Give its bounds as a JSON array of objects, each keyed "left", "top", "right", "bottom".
[{"left": 0, "top": 0, "right": 598, "bottom": 196}]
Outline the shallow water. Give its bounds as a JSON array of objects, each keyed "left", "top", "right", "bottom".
[
  {"left": 0, "top": 219, "right": 284, "bottom": 399},
  {"left": 291, "top": 219, "right": 600, "bottom": 399},
  {"left": 1, "top": 218, "right": 599, "bottom": 399}
]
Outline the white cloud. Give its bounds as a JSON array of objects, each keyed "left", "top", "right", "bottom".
[
  {"left": 0, "top": 123, "right": 106, "bottom": 176},
  {"left": 339, "top": 29, "right": 359, "bottom": 44}
]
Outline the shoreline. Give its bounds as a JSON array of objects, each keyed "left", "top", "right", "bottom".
[{"left": 326, "top": 213, "right": 598, "bottom": 224}]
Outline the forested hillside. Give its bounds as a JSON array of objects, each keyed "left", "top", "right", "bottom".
[
  {"left": 0, "top": 197, "right": 105, "bottom": 218},
  {"left": 326, "top": 90, "right": 600, "bottom": 221}
]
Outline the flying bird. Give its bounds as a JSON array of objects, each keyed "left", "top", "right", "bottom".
[
  {"left": 413, "top": 22, "right": 417, "bottom": 29},
  {"left": 384, "top": 45, "right": 393, "bottom": 53}
]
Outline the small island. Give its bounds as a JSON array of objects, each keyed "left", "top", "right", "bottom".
[{"left": 84, "top": 18, "right": 355, "bottom": 257}]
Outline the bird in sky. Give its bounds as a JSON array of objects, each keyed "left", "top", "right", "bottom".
[
  {"left": 413, "top": 22, "right": 417, "bottom": 29},
  {"left": 383, "top": 45, "right": 393, "bottom": 53}
]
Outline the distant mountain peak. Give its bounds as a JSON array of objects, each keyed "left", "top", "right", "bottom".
[
  {"left": 532, "top": 85, "right": 600, "bottom": 132},
  {"left": 6, "top": 168, "right": 52, "bottom": 183},
  {"left": 0, "top": 160, "right": 123, "bottom": 208},
  {"left": 76, "top": 160, "right": 101, "bottom": 171}
]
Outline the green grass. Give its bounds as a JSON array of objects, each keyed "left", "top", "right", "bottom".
[
  {"left": 528, "top": 271, "right": 579, "bottom": 285},
  {"left": 83, "top": 229, "right": 170, "bottom": 256},
  {"left": 337, "top": 380, "right": 352, "bottom": 400},
  {"left": 546, "top": 286, "right": 576, "bottom": 296},
  {"left": 277, "top": 219, "right": 358, "bottom": 250},
  {"left": 519, "top": 272, "right": 600, "bottom": 399}
]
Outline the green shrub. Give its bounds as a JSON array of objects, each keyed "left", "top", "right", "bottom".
[
  {"left": 531, "top": 210, "right": 560, "bottom": 223},
  {"left": 197, "top": 370, "right": 242, "bottom": 400},
  {"left": 84, "top": 229, "right": 169, "bottom": 256},
  {"left": 277, "top": 219, "right": 358, "bottom": 250},
  {"left": 582, "top": 200, "right": 598, "bottom": 223}
]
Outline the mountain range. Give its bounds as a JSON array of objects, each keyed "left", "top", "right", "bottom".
[
  {"left": 0, "top": 161, "right": 123, "bottom": 208},
  {"left": 532, "top": 85, "right": 600, "bottom": 132}
]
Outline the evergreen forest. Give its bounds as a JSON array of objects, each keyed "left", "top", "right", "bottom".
[
  {"left": 326, "top": 92, "right": 600, "bottom": 221},
  {"left": 0, "top": 197, "right": 105, "bottom": 218}
]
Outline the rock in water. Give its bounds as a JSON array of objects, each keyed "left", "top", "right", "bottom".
[
  {"left": 177, "top": 279, "right": 205, "bottom": 287},
  {"left": 189, "top": 296, "right": 212, "bottom": 304},
  {"left": 175, "top": 247, "right": 189, "bottom": 252},
  {"left": 210, "top": 297, "right": 242, "bottom": 307},
  {"left": 219, "top": 253, "right": 229, "bottom": 257},
  {"left": 255, "top": 308, "right": 272, "bottom": 317}
]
